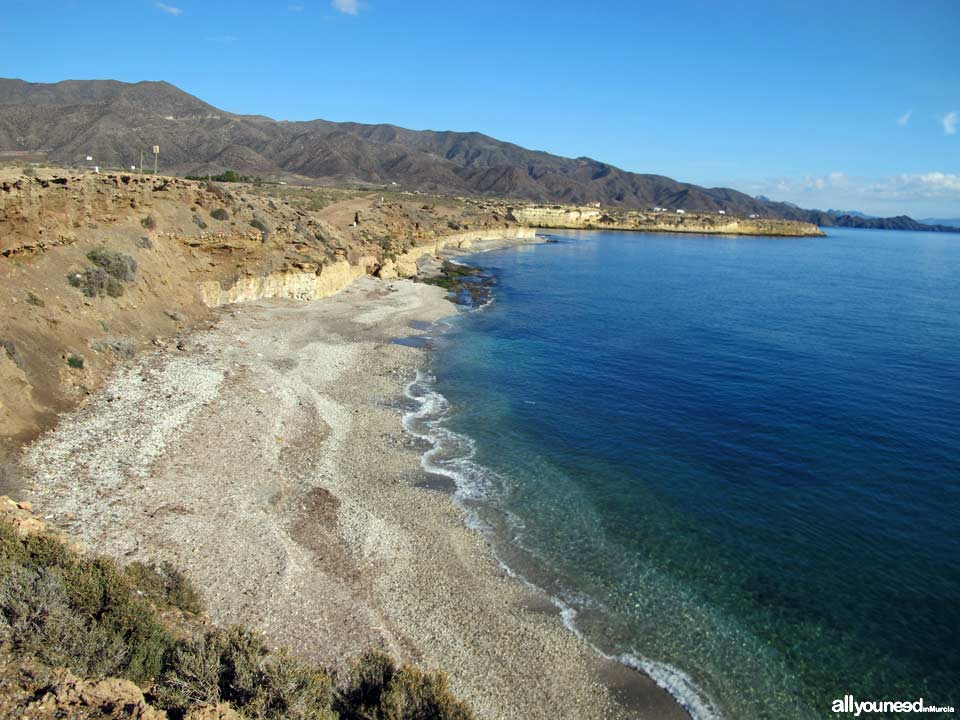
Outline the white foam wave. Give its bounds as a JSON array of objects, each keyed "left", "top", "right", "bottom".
[{"left": 402, "top": 352, "right": 723, "bottom": 720}]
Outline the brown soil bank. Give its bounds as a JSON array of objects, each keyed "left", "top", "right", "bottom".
[{"left": 0, "top": 167, "right": 526, "bottom": 466}]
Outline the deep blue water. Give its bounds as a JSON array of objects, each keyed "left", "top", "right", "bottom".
[{"left": 405, "top": 228, "right": 960, "bottom": 719}]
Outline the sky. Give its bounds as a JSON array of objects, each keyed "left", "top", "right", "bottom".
[{"left": 1, "top": 0, "right": 958, "bottom": 217}]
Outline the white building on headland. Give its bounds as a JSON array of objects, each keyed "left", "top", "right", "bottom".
[
  {"left": 676, "top": 209, "right": 686, "bottom": 214},
  {"left": 718, "top": 210, "right": 726, "bottom": 215}
]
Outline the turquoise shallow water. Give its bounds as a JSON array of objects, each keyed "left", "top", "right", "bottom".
[{"left": 403, "top": 228, "right": 960, "bottom": 719}]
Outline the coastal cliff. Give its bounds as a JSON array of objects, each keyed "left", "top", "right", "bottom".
[
  {"left": 511, "top": 205, "right": 825, "bottom": 237},
  {"left": 0, "top": 168, "right": 530, "bottom": 456}
]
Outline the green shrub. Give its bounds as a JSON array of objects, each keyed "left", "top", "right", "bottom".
[
  {"left": 210, "top": 208, "right": 229, "bottom": 221},
  {"left": 66, "top": 354, "right": 84, "bottom": 369},
  {"left": 68, "top": 268, "right": 123, "bottom": 298},
  {"left": 340, "top": 651, "right": 396, "bottom": 713},
  {"left": 87, "top": 248, "right": 137, "bottom": 282},
  {"left": 379, "top": 666, "right": 473, "bottom": 720},
  {"left": 124, "top": 561, "right": 202, "bottom": 614},
  {"left": 0, "top": 523, "right": 174, "bottom": 682},
  {"left": 136, "top": 236, "right": 154, "bottom": 250},
  {"left": 1, "top": 339, "right": 19, "bottom": 366},
  {"left": 250, "top": 218, "right": 268, "bottom": 233},
  {"left": 153, "top": 631, "right": 225, "bottom": 710},
  {"left": 193, "top": 215, "right": 208, "bottom": 230},
  {"left": 154, "top": 628, "right": 335, "bottom": 720},
  {"left": 25, "top": 292, "right": 44, "bottom": 307},
  {"left": 142, "top": 215, "right": 157, "bottom": 230},
  {"left": 337, "top": 652, "right": 474, "bottom": 720},
  {"left": 0, "top": 517, "right": 476, "bottom": 720},
  {"left": 246, "top": 650, "right": 336, "bottom": 720}
]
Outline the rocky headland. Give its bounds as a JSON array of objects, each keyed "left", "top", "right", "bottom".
[{"left": 512, "top": 205, "right": 825, "bottom": 237}]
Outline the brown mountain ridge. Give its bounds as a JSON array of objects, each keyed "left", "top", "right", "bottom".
[{"left": 1, "top": 78, "right": 954, "bottom": 232}]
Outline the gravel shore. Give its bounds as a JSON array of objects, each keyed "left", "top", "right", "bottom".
[{"left": 21, "top": 271, "right": 688, "bottom": 720}]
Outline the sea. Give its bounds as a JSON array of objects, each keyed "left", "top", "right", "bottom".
[{"left": 401, "top": 227, "right": 960, "bottom": 719}]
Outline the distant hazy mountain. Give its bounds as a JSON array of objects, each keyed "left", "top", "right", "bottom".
[
  {"left": 827, "top": 209, "right": 875, "bottom": 219},
  {"left": 0, "top": 78, "right": 954, "bottom": 232},
  {"left": 920, "top": 218, "right": 960, "bottom": 228}
]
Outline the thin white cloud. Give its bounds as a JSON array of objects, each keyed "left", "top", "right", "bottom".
[
  {"left": 897, "top": 110, "right": 912, "bottom": 126},
  {"left": 745, "top": 171, "right": 960, "bottom": 216},
  {"left": 943, "top": 111, "right": 958, "bottom": 135},
  {"left": 865, "top": 172, "right": 960, "bottom": 198},
  {"left": 155, "top": 2, "right": 183, "bottom": 15},
  {"left": 332, "top": 0, "right": 359, "bottom": 14},
  {"left": 289, "top": 3, "right": 304, "bottom": 11}
]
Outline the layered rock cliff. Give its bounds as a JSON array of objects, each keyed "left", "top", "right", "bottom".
[
  {"left": 0, "top": 168, "right": 529, "bottom": 458},
  {"left": 511, "top": 205, "right": 825, "bottom": 237}
]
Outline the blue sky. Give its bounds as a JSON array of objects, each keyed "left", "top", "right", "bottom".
[{"left": 2, "top": 0, "right": 958, "bottom": 216}]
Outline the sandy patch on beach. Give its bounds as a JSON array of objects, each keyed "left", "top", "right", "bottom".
[{"left": 20, "top": 274, "right": 687, "bottom": 720}]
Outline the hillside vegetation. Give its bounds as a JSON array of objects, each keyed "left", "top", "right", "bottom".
[{"left": 0, "top": 497, "right": 473, "bottom": 719}]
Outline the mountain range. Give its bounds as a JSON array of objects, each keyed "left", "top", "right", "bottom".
[{"left": 0, "top": 78, "right": 955, "bottom": 232}]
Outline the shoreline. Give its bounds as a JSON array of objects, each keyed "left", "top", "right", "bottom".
[{"left": 17, "top": 267, "right": 690, "bottom": 719}]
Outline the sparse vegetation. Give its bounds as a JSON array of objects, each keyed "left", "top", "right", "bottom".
[
  {"left": 186, "top": 170, "right": 251, "bottom": 183},
  {"left": 250, "top": 218, "right": 268, "bottom": 234},
  {"left": 25, "top": 292, "right": 44, "bottom": 307},
  {"left": 87, "top": 248, "right": 137, "bottom": 282},
  {"left": 93, "top": 338, "right": 136, "bottom": 359},
  {"left": 211, "top": 208, "right": 230, "bottom": 221},
  {"left": 66, "top": 354, "right": 84, "bottom": 369},
  {"left": 0, "top": 520, "right": 178, "bottom": 682},
  {"left": 141, "top": 215, "right": 157, "bottom": 230},
  {"left": 0, "top": 516, "right": 476, "bottom": 719},
  {"left": 66, "top": 249, "right": 138, "bottom": 299},
  {"left": 124, "top": 561, "right": 203, "bottom": 614},
  {"left": 193, "top": 214, "right": 208, "bottom": 230},
  {"left": 68, "top": 267, "right": 123, "bottom": 297},
  {"left": 135, "top": 236, "right": 154, "bottom": 249},
  {"left": 337, "top": 651, "right": 473, "bottom": 720},
  {"left": 1, "top": 340, "right": 21, "bottom": 367},
  {"left": 155, "top": 629, "right": 336, "bottom": 720}
]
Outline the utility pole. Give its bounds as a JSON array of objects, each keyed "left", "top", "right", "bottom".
[
  {"left": 152, "top": 145, "right": 160, "bottom": 175},
  {"left": 139, "top": 150, "right": 144, "bottom": 176}
]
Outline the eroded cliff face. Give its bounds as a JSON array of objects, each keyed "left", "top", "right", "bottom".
[
  {"left": 0, "top": 168, "right": 528, "bottom": 458},
  {"left": 511, "top": 205, "right": 825, "bottom": 237}
]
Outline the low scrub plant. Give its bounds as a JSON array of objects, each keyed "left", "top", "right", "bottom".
[
  {"left": 0, "top": 517, "right": 475, "bottom": 720},
  {"left": 210, "top": 208, "right": 229, "bottom": 221},
  {"left": 68, "top": 248, "right": 138, "bottom": 298},
  {"left": 0, "top": 522, "right": 174, "bottom": 681},
  {"left": 87, "top": 248, "right": 137, "bottom": 282},
  {"left": 68, "top": 267, "right": 124, "bottom": 298},
  {"left": 154, "top": 628, "right": 336, "bottom": 720},
  {"left": 337, "top": 651, "right": 474, "bottom": 720},
  {"left": 124, "top": 561, "right": 202, "bottom": 614}
]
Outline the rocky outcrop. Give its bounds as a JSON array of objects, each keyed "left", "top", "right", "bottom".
[
  {"left": 511, "top": 205, "right": 825, "bottom": 237},
  {"left": 198, "top": 257, "right": 375, "bottom": 306},
  {"left": 198, "top": 227, "right": 537, "bottom": 305},
  {"left": 382, "top": 226, "right": 537, "bottom": 280}
]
